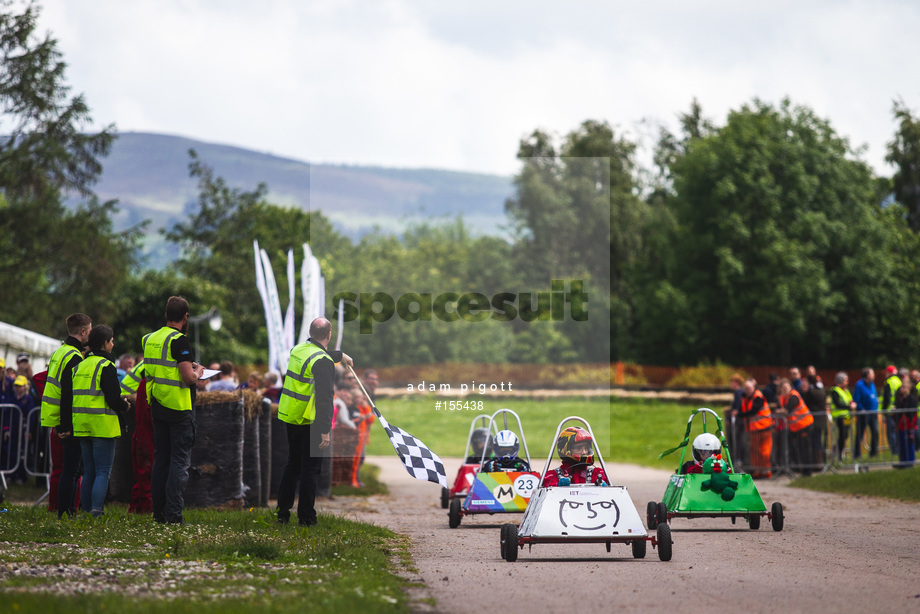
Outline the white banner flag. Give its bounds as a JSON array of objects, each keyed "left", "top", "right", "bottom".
[
  {"left": 298, "top": 243, "right": 314, "bottom": 345},
  {"left": 283, "top": 248, "right": 296, "bottom": 354},
  {"left": 253, "top": 241, "right": 277, "bottom": 372},
  {"left": 260, "top": 249, "right": 286, "bottom": 374}
]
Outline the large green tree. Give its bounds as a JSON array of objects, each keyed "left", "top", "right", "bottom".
[
  {"left": 0, "top": 0, "right": 138, "bottom": 336},
  {"left": 637, "top": 98, "right": 908, "bottom": 366},
  {"left": 505, "top": 120, "right": 643, "bottom": 361}
]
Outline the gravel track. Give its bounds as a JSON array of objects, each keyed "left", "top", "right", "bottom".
[{"left": 323, "top": 456, "right": 920, "bottom": 613}]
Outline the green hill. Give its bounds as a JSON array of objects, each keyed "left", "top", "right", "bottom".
[{"left": 89, "top": 132, "right": 514, "bottom": 267}]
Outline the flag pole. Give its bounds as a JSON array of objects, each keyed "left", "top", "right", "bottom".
[{"left": 347, "top": 365, "right": 377, "bottom": 413}]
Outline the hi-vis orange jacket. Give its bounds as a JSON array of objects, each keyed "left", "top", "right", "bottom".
[
  {"left": 741, "top": 390, "right": 774, "bottom": 432},
  {"left": 780, "top": 389, "right": 815, "bottom": 433}
]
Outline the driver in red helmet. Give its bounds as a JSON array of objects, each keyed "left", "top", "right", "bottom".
[{"left": 542, "top": 426, "right": 610, "bottom": 487}]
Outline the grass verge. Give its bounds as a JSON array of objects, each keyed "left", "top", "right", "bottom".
[
  {"left": 0, "top": 504, "right": 407, "bottom": 613},
  {"left": 789, "top": 466, "right": 920, "bottom": 502}
]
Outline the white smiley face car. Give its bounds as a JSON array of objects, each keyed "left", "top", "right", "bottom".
[{"left": 500, "top": 417, "right": 673, "bottom": 562}]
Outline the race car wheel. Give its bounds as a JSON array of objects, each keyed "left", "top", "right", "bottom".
[
  {"left": 748, "top": 513, "right": 761, "bottom": 530},
  {"left": 500, "top": 524, "right": 510, "bottom": 559},
  {"left": 441, "top": 487, "right": 449, "bottom": 509},
  {"left": 448, "top": 497, "right": 462, "bottom": 529},
  {"left": 656, "top": 523, "right": 672, "bottom": 562},
  {"left": 504, "top": 525, "right": 519, "bottom": 562},
  {"left": 632, "top": 538, "right": 647, "bottom": 559},
  {"left": 646, "top": 501, "right": 658, "bottom": 530},
  {"left": 657, "top": 501, "right": 668, "bottom": 526},
  {"left": 771, "top": 502, "right": 784, "bottom": 532}
]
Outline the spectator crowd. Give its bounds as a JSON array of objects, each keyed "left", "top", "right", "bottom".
[{"left": 726, "top": 365, "right": 918, "bottom": 476}]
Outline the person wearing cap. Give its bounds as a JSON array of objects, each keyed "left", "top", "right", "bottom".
[
  {"left": 16, "top": 352, "right": 35, "bottom": 386},
  {"left": 40, "top": 313, "right": 93, "bottom": 517},
  {"left": 881, "top": 365, "right": 900, "bottom": 457},
  {"left": 10, "top": 375, "right": 34, "bottom": 411},
  {"left": 1, "top": 374, "right": 34, "bottom": 482},
  {"left": 17, "top": 371, "right": 46, "bottom": 484},
  {"left": 15, "top": 352, "right": 37, "bottom": 400}
]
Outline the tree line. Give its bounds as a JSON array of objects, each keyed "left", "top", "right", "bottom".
[{"left": 3, "top": 0, "right": 920, "bottom": 369}]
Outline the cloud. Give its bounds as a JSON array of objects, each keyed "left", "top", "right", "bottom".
[{"left": 37, "top": 0, "right": 920, "bottom": 175}]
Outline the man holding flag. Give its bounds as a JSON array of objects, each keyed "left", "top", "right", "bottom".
[{"left": 277, "top": 318, "right": 353, "bottom": 526}]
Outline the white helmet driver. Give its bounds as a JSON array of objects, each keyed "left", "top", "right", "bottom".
[
  {"left": 493, "top": 430, "right": 520, "bottom": 461},
  {"left": 692, "top": 433, "right": 721, "bottom": 463}
]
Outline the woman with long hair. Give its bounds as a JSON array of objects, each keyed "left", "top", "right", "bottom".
[{"left": 71, "top": 325, "right": 129, "bottom": 517}]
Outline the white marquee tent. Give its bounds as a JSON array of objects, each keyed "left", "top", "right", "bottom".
[{"left": 0, "top": 320, "right": 61, "bottom": 371}]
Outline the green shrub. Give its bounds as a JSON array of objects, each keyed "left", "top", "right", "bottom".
[{"left": 665, "top": 362, "right": 750, "bottom": 388}]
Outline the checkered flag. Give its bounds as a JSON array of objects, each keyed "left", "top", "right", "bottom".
[{"left": 372, "top": 406, "right": 448, "bottom": 489}]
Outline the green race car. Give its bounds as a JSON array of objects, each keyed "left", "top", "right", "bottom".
[{"left": 648, "top": 408, "right": 784, "bottom": 532}]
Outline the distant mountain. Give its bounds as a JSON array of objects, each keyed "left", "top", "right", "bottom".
[{"left": 88, "top": 132, "right": 515, "bottom": 267}]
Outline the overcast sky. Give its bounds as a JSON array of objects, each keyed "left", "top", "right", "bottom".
[{"left": 37, "top": 0, "right": 920, "bottom": 177}]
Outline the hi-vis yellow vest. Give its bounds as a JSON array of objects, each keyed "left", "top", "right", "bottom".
[
  {"left": 278, "top": 342, "right": 332, "bottom": 426},
  {"left": 829, "top": 386, "right": 853, "bottom": 423},
  {"left": 72, "top": 355, "right": 120, "bottom": 438},
  {"left": 40, "top": 343, "right": 82, "bottom": 428},
  {"left": 120, "top": 362, "right": 146, "bottom": 394},
  {"left": 143, "top": 326, "right": 192, "bottom": 412}
]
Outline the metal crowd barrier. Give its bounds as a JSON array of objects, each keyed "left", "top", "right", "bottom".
[
  {"left": 0, "top": 403, "right": 52, "bottom": 505},
  {"left": 724, "top": 406, "right": 918, "bottom": 477}
]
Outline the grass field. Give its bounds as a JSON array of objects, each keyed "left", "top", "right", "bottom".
[
  {"left": 363, "top": 395, "right": 712, "bottom": 472},
  {"left": 789, "top": 466, "right": 920, "bottom": 502},
  {"left": 0, "top": 504, "right": 408, "bottom": 613}
]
